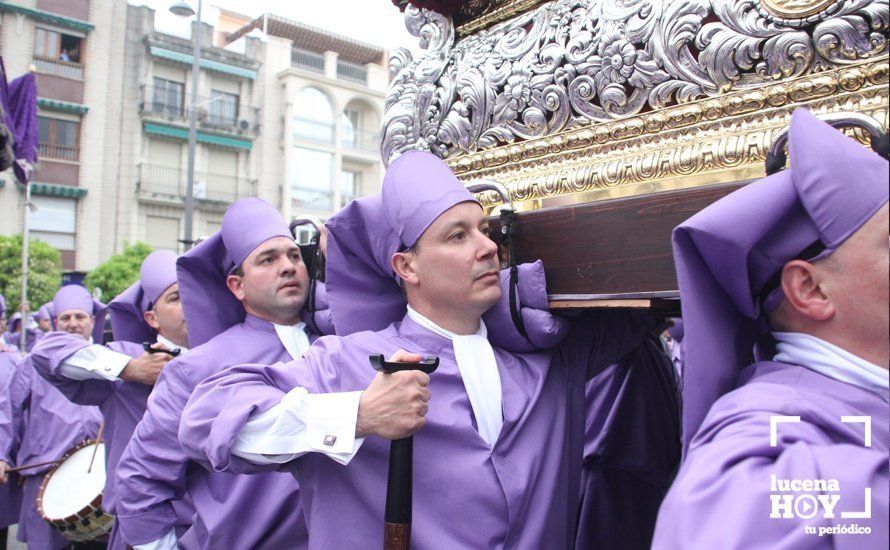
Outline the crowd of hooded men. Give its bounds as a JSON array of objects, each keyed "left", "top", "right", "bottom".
[{"left": 0, "top": 109, "right": 886, "bottom": 549}]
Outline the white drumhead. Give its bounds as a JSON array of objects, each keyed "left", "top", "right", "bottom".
[{"left": 42, "top": 443, "right": 106, "bottom": 520}]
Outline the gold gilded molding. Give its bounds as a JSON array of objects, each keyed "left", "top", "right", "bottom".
[
  {"left": 455, "top": 58, "right": 889, "bottom": 210},
  {"left": 759, "top": 0, "right": 838, "bottom": 19},
  {"left": 455, "top": 0, "right": 551, "bottom": 37}
]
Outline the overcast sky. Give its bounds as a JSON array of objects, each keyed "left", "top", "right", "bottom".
[{"left": 131, "top": 0, "right": 419, "bottom": 52}]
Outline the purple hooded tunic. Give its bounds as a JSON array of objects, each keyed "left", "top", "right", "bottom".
[
  {"left": 10, "top": 353, "right": 102, "bottom": 549},
  {"left": 652, "top": 109, "right": 889, "bottom": 548},
  {"left": 178, "top": 151, "right": 654, "bottom": 548},
  {"left": 0, "top": 351, "right": 23, "bottom": 530},
  {"left": 9, "top": 286, "right": 105, "bottom": 549},
  {"left": 30, "top": 251, "right": 183, "bottom": 550},
  {"left": 115, "top": 198, "right": 319, "bottom": 549}
]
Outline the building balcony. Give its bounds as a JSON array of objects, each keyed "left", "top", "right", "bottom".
[
  {"left": 38, "top": 143, "right": 79, "bottom": 162},
  {"left": 33, "top": 55, "right": 84, "bottom": 81},
  {"left": 291, "top": 48, "right": 325, "bottom": 74},
  {"left": 341, "top": 126, "right": 379, "bottom": 155},
  {"left": 136, "top": 163, "right": 257, "bottom": 205},
  {"left": 336, "top": 60, "right": 367, "bottom": 85},
  {"left": 139, "top": 85, "right": 261, "bottom": 137}
]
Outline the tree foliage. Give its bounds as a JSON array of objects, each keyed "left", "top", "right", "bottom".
[
  {"left": 84, "top": 242, "right": 154, "bottom": 303},
  {"left": 0, "top": 234, "right": 63, "bottom": 315}
]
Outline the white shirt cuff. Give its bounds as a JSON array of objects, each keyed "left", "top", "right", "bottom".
[
  {"left": 133, "top": 528, "right": 178, "bottom": 550},
  {"left": 60, "top": 345, "right": 132, "bottom": 381},
  {"left": 232, "top": 388, "right": 365, "bottom": 466}
]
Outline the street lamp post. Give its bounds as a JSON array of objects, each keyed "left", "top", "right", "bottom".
[{"left": 170, "top": 0, "right": 202, "bottom": 250}]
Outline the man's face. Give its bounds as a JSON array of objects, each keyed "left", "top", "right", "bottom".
[
  {"left": 56, "top": 308, "right": 94, "bottom": 341},
  {"left": 38, "top": 318, "right": 52, "bottom": 332},
  {"left": 144, "top": 283, "right": 188, "bottom": 347},
  {"left": 822, "top": 203, "right": 889, "bottom": 367},
  {"left": 401, "top": 201, "right": 502, "bottom": 318},
  {"left": 226, "top": 236, "right": 310, "bottom": 324}
]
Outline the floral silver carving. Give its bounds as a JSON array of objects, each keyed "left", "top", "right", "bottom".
[{"left": 381, "top": 0, "right": 889, "bottom": 165}]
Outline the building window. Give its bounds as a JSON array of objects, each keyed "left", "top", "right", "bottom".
[
  {"left": 208, "top": 90, "right": 239, "bottom": 126},
  {"left": 291, "top": 147, "right": 333, "bottom": 212},
  {"left": 145, "top": 216, "right": 181, "bottom": 252},
  {"left": 30, "top": 196, "right": 77, "bottom": 250},
  {"left": 34, "top": 28, "right": 83, "bottom": 64},
  {"left": 38, "top": 116, "right": 80, "bottom": 161},
  {"left": 293, "top": 88, "right": 334, "bottom": 143},
  {"left": 340, "top": 170, "right": 360, "bottom": 207},
  {"left": 151, "top": 77, "right": 185, "bottom": 118},
  {"left": 341, "top": 109, "right": 360, "bottom": 148}
]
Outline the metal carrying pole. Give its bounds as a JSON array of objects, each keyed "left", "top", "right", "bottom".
[{"left": 19, "top": 182, "right": 31, "bottom": 352}]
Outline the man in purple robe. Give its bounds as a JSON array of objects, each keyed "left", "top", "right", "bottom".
[
  {"left": 36, "top": 303, "right": 54, "bottom": 333},
  {"left": 115, "top": 198, "right": 332, "bottom": 550},
  {"left": 179, "top": 151, "right": 655, "bottom": 549},
  {"left": 652, "top": 109, "right": 889, "bottom": 549},
  {"left": 0, "top": 350, "right": 23, "bottom": 549},
  {"left": 1, "top": 285, "right": 103, "bottom": 550},
  {"left": 2, "top": 313, "right": 39, "bottom": 352},
  {"left": 30, "top": 250, "right": 188, "bottom": 550}
]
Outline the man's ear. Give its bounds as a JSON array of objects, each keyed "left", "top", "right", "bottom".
[
  {"left": 226, "top": 274, "right": 247, "bottom": 302},
  {"left": 143, "top": 309, "right": 160, "bottom": 331},
  {"left": 780, "top": 260, "right": 835, "bottom": 322},
  {"left": 392, "top": 252, "right": 419, "bottom": 287}
]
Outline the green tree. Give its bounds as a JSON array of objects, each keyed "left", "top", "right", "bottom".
[
  {"left": 84, "top": 242, "right": 154, "bottom": 303},
  {"left": 0, "top": 234, "right": 63, "bottom": 315}
]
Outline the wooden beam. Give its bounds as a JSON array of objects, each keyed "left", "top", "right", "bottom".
[{"left": 493, "top": 181, "right": 750, "bottom": 300}]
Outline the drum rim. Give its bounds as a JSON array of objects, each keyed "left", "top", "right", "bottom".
[{"left": 36, "top": 438, "right": 108, "bottom": 525}]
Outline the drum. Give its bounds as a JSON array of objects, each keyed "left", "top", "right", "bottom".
[{"left": 36, "top": 440, "right": 114, "bottom": 541}]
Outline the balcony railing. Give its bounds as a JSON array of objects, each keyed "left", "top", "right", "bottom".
[
  {"left": 291, "top": 48, "right": 325, "bottom": 74},
  {"left": 139, "top": 85, "right": 261, "bottom": 136},
  {"left": 39, "top": 143, "right": 79, "bottom": 162},
  {"left": 341, "top": 126, "right": 379, "bottom": 153},
  {"left": 336, "top": 61, "right": 368, "bottom": 85},
  {"left": 136, "top": 163, "right": 257, "bottom": 204},
  {"left": 33, "top": 56, "right": 84, "bottom": 80}
]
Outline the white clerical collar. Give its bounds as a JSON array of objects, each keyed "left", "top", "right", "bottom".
[
  {"left": 273, "top": 322, "right": 310, "bottom": 360},
  {"left": 407, "top": 305, "right": 503, "bottom": 447},
  {"left": 773, "top": 332, "right": 889, "bottom": 403},
  {"left": 157, "top": 334, "right": 188, "bottom": 354}
]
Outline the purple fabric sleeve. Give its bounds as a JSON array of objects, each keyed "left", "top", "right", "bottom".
[
  {"left": 0, "top": 354, "right": 17, "bottom": 464},
  {"left": 115, "top": 363, "right": 194, "bottom": 545},
  {"left": 653, "top": 379, "right": 889, "bottom": 549},
  {"left": 180, "top": 336, "right": 344, "bottom": 474},
  {"left": 30, "top": 331, "right": 116, "bottom": 406},
  {"left": 482, "top": 261, "right": 572, "bottom": 352}
]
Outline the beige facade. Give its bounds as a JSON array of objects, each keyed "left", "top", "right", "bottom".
[
  {"left": 0, "top": 2, "right": 389, "bottom": 270},
  {"left": 226, "top": 14, "right": 389, "bottom": 238},
  {"left": 0, "top": 0, "right": 128, "bottom": 272},
  {"left": 115, "top": 4, "right": 264, "bottom": 253}
]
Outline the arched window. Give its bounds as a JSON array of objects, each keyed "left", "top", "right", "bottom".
[{"left": 293, "top": 87, "right": 334, "bottom": 143}]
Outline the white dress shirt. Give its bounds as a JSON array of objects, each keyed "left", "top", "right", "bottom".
[
  {"left": 60, "top": 335, "right": 188, "bottom": 382},
  {"left": 773, "top": 331, "right": 889, "bottom": 403}
]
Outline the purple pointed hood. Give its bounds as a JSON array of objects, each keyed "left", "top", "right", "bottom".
[
  {"left": 673, "top": 108, "right": 889, "bottom": 450},
  {"left": 53, "top": 285, "right": 108, "bottom": 343},
  {"left": 177, "top": 198, "right": 293, "bottom": 348},
  {"left": 109, "top": 250, "right": 179, "bottom": 343},
  {"left": 326, "top": 151, "right": 478, "bottom": 335}
]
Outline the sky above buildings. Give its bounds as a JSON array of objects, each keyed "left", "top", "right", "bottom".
[{"left": 131, "top": 0, "right": 419, "bottom": 52}]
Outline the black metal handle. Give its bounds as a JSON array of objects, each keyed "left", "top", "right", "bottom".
[
  {"left": 142, "top": 342, "right": 181, "bottom": 357},
  {"left": 368, "top": 353, "right": 439, "bottom": 549},
  {"left": 369, "top": 354, "right": 439, "bottom": 374}
]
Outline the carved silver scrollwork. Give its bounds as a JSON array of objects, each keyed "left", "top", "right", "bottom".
[{"left": 381, "top": 0, "right": 889, "bottom": 165}]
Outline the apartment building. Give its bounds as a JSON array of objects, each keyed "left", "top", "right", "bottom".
[
  {"left": 0, "top": 0, "right": 128, "bottom": 271},
  {"left": 114, "top": 3, "right": 264, "bottom": 252},
  {"left": 222, "top": 12, "right": 389, "bottom": 241}
]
